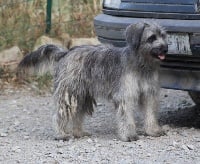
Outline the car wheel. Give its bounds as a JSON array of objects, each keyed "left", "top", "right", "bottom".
[{"left": 188, "top": 91, "right": 200, "bottom": 106}]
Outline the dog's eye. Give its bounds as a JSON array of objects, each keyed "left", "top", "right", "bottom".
[
  {"left": 161, "top": 33, "right": 166, "bottom": 39},
  {"left": 147, "top": 35, "right": 157, "bottom": 43}
]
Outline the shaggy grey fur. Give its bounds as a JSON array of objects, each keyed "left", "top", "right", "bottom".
[{"left": 18, "top": 22, "right": 168, "bottom": 141}]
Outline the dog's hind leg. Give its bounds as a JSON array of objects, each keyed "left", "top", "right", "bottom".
[
  {"left": 72, "top": 108, "right": 90, "bottom": 138},
  {"left": 53, "top": 87, "right": 74, "bottom": 141},
  {"left": 72, "top": 95, "right": 94, "bottom": 138},
  {"left": 52, "top": 106, "right": 72, "bottom": 141}
]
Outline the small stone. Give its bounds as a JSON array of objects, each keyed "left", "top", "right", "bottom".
[
  {"left": 172, "top": 141, "right": 179, "bottom": 148},
  {"left": 195, "top": 138, "right": 200, "bottom": 142},
  {"left": 14, "top": 120, "right": 20, "bottom": 126},
  {"left": 31, "top": 128, "right": 37, "bottom": 132},
  {"left": 137, "top": 140, "right": 144, "bottom": 147},
  {"left": 12, "top": 146, "right": 21, "bottom": 153},
  {"left": 24, "top": 136, "right": 30, "bottom": 140},
  {"left": 166, "top": 146, "right": 175, "bottom": 151},
  {"left": 33, "top": 36, "right": 65, "bottom": 50},
  {"left": 23, "top": 108, "right": 27, "bottom": 112},
  {"left": 162, "top": 125, "right": 170, "bottom": 131},
  {"left": 15, "top": 149, "right": 22, "bottom": 153},
  {"left": 94, "top": 138, "right": 98, "bottom": 143},
  {"left": 179, "top": 131, "right": 188, "bottom": 137},
  {"left": 147, "top": 153, "right": 151, "bottom": 157},
  {"left": 87, "top": 138, "right": 93, "bottom": 143},
  {"left": 43, "top": 159, "right": 59, "bottom": 164},
  {"left": 187, "top": 145, "right": 194, "bottom": 150},
  {"left": 0, "top": 132, "right": 8, "bottom": 137},
  {"left": 57, "top": 151, "right": 63, "bottom": 154},
  {"left": 182, "top": 145, "right": 189, "bottom": 152},
  {"left": 70, "top": 38, "right": 100, "bottom": 48},
  {"left": 91, "top": 147, "right": 96, "bottom": 152},
  {"left": 95, "top": 144, "right": 102, "bottom": 147},
  {"left": 146, "top": 136, "right": 154, "bottom": 140},
  {"left": 97, "top": 103, "right": 104, "bottom": 106}
]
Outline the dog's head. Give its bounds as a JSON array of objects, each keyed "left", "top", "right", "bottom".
[{"left": 125, "top": 22, "right": 168, "bottom": 61}]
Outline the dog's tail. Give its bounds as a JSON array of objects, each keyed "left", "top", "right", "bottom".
[{"left": 18, "top": 44, "right": 67, "bottom": 75}]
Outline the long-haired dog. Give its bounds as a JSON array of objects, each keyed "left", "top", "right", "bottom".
[{"left": 18, "top": 22, "right": 168, "bottom": 141}]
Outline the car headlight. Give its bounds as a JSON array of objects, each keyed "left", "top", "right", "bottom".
[{"left": 103, "top": 0, "right": 121, "bottom": 9}]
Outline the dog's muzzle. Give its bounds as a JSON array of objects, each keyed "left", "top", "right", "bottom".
[{"left": 151, "top": 45, "right": 168, "bottom": 60}]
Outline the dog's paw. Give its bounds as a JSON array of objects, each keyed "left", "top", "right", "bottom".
[
  {"left": 119, "top": 134, "right": 139, "bottom": 142},
  {"left": 145, "top": 128, "right": 166, "bottom": 137},
  {"left": 54, "top": 135, "right": 71, "bottom": 141},
  {"left": 127, "top": 135, "right": 139, "bottom": 142},
  {"left": 73, "top": 131, "right": 91, "bottom": 138}
]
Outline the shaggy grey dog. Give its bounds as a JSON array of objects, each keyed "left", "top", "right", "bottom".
[{"left": 18, "top": 22, "right": 168, "bottom": 141}]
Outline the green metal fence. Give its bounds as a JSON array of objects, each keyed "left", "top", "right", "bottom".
[
  {"left": 46, "top": 0, "right": 52, "bottom": 33},
  {"left": 0, "top": 0, "right": 101, "bottom": 52}
]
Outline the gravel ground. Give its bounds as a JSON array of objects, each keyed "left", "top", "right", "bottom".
[{"left": 0, "top": 86, "right": 200, "bottom": 164}]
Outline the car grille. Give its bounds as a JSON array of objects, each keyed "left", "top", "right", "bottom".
[
  {"left": 120, "top": 0, "right": 196, "bottom": 13},
  {"left": 161, "top": 55, "right": 200, "bottom": 70}
]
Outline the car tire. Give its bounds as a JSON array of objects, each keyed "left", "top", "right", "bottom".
[{"left": 188, "top": 91, "right": 200, "bottom": 106}]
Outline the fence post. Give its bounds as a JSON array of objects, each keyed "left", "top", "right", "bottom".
[{"left": 46, "top": 0, "right": 52, "bottom": 33}]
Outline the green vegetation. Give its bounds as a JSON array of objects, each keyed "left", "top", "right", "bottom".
[{"left": 34, "top": 73, "right": 53, "bottom": 90}]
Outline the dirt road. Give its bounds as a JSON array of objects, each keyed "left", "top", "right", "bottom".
[{"left": 0, "top": 86, "right": 200, "bottom": 164}]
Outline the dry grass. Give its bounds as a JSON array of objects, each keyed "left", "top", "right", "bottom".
[
  {"left": 0, "top": 0, "right": 46, "bottom": 53},
  {"left": 0, "top": 0, "right": 101, "bottom": 87},
  {"left": 0, "top": 0, "right": 101, "bottom": 53}
]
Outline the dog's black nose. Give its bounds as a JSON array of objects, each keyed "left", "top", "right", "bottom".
[
  {"left": 163, "top": 46, "right": 168, "bottom": 54},
  {"left": 161, "top": 45, "right": 168, "bottom": 54}
]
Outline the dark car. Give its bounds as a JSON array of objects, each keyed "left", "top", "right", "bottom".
[{"left": 94, "top": 0, "right": 200, "bottom": 106}]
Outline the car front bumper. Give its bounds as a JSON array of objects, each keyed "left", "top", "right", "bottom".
[{"left": 94, "top": 14, "right": 200, "bottom": 45}]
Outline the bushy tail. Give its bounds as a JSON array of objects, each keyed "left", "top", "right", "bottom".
[{"left": 18, "top": 44, "right": 68, "bottom": 75}]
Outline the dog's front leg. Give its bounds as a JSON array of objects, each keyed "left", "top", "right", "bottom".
[
  {"left": 144, "top": 95, "right": 165, "bottom": 137},
  {"left": 116, "top": 99, "right": 139, "bottom": 142}
]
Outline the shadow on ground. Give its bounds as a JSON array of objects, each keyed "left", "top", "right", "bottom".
[{"left": 160, "top": 105, "right": 200, "bottom": 128}]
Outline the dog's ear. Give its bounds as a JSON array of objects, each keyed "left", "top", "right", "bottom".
[{"left": 125, "top": 23, "right": 145, "bottom": 50}]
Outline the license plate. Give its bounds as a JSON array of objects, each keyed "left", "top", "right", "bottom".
[{"left": 167, "top": 33, "right": 192, "bottom": 55}]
